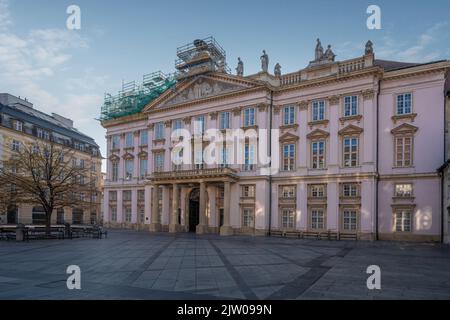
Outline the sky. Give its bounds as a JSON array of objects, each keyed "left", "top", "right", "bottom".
[{"left": 1, "top": 0, "right": 450, "bottom": 170}]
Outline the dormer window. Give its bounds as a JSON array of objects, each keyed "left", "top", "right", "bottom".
[{"left": 37, "top": 128, "right": 50, "bottom": 140}]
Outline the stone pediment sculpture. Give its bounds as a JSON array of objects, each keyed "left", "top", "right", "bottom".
[{"left": 157, "top": 76, "right": 253, "bottom": 108}]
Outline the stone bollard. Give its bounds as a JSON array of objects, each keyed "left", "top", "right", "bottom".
[{"left": 16, "top": 223, "right": 25, "bottom": 241}]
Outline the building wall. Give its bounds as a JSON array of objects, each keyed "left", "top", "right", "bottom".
[{"left": 101, "top": 61, "right": 450, "bottom": 242}]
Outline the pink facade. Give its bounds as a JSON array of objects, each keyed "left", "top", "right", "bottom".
[{"left": 101, "top": 39, "right": 450, "bottom": 241}]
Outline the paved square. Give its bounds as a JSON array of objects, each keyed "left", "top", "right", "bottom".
[{"left": 0, "top": 230, "right": 450, "bottom": 299}]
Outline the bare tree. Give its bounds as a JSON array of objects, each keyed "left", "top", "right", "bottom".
[{"left": 0, "top": 140, "right": 96, "bottom": 235}]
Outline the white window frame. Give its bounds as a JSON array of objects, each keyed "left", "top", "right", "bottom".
[
  {"left": 219, "top": 112, "right": 231, "bottom": 130},
  {"left": 243, "top": 107, "right": 255, "bottom": 127},
  {"left": 343, "top": 95, "right": 358, "bottom": 117},
  {"left": 311, "top": 140, "right": 326, "bottom": 169},
  {"left": 396, "top": 93, "right": 412, "bottom": 115},
  {"left": 282, "top": 143, "right": 295, "bottom": 171},
  {"left": 343, "top": 136, "right": 359, "bottom": 167},
  {"left": 312, "top": 100, "right": 325, "bottom": 121},
  {"left": 395, "top": 210, "right": 412, "bottom": 232},
  {"left": 283, "top": 105, "right": 295, "bottom": 125}
]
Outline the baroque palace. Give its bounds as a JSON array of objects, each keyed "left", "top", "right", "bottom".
[
  {"left": 101, "top": 37, "right": 450, "bottom": 241},
  {"left": 0, "top": 93, "right": 103, "bottom": 225}
]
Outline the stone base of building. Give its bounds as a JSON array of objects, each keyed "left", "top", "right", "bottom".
[
  {"left": 378, "top": 233, "right": 440, "bottom": 242},
  {"left": 196, "top": 224, "right": 209, "bottom": 234},
  {"left": 168, "top": 224, "right": 183, "bottom": 233},
  {"left": 149, "top": 223, "right": 162, "bottom": 232},
  {"left": 219, "top": 225, "right": 234, "bottom": 236}
]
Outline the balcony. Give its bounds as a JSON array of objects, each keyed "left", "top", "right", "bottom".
[{"left": 149, "top": 167, "right": 239, "bottom": 183}]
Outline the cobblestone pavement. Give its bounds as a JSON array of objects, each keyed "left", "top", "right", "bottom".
[{"left": 0, "top": 230, "right": 449, "bottom": 300}]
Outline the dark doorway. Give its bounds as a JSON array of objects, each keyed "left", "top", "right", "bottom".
[
  {"left": 7, "top": 206, "right": 17, "bottom": 224},
  {"left": 219, "top": 208, "right": 224, "bottom": 227},
  {"left": 189, "top": 188, "right": 200, "bottom": 232},
  {"left": 72, "top": 208, "right": 83, "bottom": 225}
]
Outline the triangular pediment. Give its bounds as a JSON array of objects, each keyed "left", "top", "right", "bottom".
[
  {"left": 306, "top": 129, "right": 329, "bottom": 139},
  {"left": 338, "top": 124, "right": 363, "bottom": 136},
  {"left": 391, "top": 123, "right": 419, "bottom": 134},
  {"left": 279, "top": 132, "right": 299, "bottom": 142},
  {"left": 143, "top": 73, "right": 262, "bottom": 112}
]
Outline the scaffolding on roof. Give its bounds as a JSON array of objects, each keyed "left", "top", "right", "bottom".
[
  {"left": 175, "top": 36, "right": 230, "bottom": 80},
  {"left": 99, "top": 71, "right": 176, "bottom": 121}
]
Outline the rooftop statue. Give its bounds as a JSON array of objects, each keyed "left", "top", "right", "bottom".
[
  {"left": 365, "top": 40, "right": 374, "bottom": 55},
  {"left": 236, "top": 57, "right": 244, "bottom": 76},
  {"left": 274, "top": 63, "right": 281, "bottom": 77},
  {"left": 315, "top": 38, "right": 324, "bottom": 61},
  {"left": 261, "top": 50, "right": 269, "bottom": 73},
  {"left": 324, "top": 45, "right": 336, "bottom": 62}
]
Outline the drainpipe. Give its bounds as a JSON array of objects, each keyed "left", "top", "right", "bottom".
[
  {"left": 268, "top": 90, "right": 274, "bottom": 236},
  {"left": 441, "top": 87, "right": 449, "bottom": 243},
  {"left": 375, "top": 78, "right": 381, "bottom": 241}
]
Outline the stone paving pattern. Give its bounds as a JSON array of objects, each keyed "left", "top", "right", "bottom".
[{"left": 0, "top": 230, "right": 450, "bottom": 299}]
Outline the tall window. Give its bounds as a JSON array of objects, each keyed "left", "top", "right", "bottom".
[
  {"left": 138, "top": 207, "right": 145, "bottom": 223},
  {"left": 310, "top": 185, "right": 325, "bottom": 198},
  {"left": 13, "top": 120, "right": 23, "bottom": 131},
  {"left": 125, "top": 132, "right": 133, "bottom": 148},
  {"left": 154, "top": 153, "right": 164, "bottom": 172},
  {"left": 112, "top": 161, "right": 119, "bottom": 181},
  {"left": 281, "top": 209, "right": 295, "bottom": 229},
  {"left": 139, "top": 158, "right": 148, "bottom": 178},
  {"left": 242, "top": 185, "right": 255, "bottom": 197},
  {"left": 282, "top": 143, "right": 295, "bottom": 171},
  {"left": 396, "top": 93, "right": 412, "bottom": 115},
  {"left": 395, "top": 210, "right": 412, "bottom": 232},
  {"left": 123, "top": 190, "right": 132, "bottom": 201},
  {"left": 219, "top": 146, "right": 229, "bottom": 167},
  {"left": 395, "top": 136, "right": 413, "bottom": 167},
  {"left": 343, "top": 210, "right": 357, "bottom": 231},
  {"left": 311, "top": 140, "right": 325, "bottom": 169},
  {"left": 343, "top": 183, "right": 359, "bottom": 197},
  {"left": 172, "top": 119, "right": 183, "bottom": 131},
  {"left": 125, "top": 159, "right": 133, "bottom": 180},
  {"left": 140, "top": 130, "right": 148, "bottom": 146},
  {"left": 112, "top": 135, "right": 120, "bottom": 149},
  {"left": 11, "top": 139, "right": 20, "bottom": 151},
  {"left": 243, "top": 107, "right": 255, "bottom": 127},
  {"left": 110, "top": 207, "right": 117, "bottom": 222},
  {"left": 311, "top": 209, "right": 325, "bottom": 230},
  {"left": 244, "top": 143, "right": 255, "bottom": 171},
  {"left": 343, "top": 137, "right": 358, "bottom": 167},
  {"left": 242, "top": 208, "right": 254, "bottom": 227},
  {"left": 138, "top": 190, "right": 145, "bottom": 201},
  {"left": 283, "top": 105, "right": 295, "bottom": 125},
  {"left": 194, "top": 116, "right": 205, "bottom": 135},
  {"left": 220, "top": 112, "right": 231, "bottom": 129},
  {"left": 281, "top": 185, "right": 296, "bottom": 198},
  {"left": 312, "top": 100, "right": 325, "bottom": 121},
  {"left": 344, "top": 95, "right": 358, "bottom": 117},
  {"left": 109, "top": 191, "right": 117, "bottom": 201},
  {"left": 124, "top": 207, "right": 132, "bottom": 222},
  {"left": 395, "top": 184, "right": 413, "bottom": 197},
  {"left": 155, "top": 122, "right": 165, "bottom": 140}
]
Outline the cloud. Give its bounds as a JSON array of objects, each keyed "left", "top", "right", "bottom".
[
  {"left": 377, "top": 22, "right": 449, "bottom": 62},
  {"left": 0, "top": 0, "right": 12, "bottom": 31},
  {"left": 0, "top": 0, "right": 107, "bottom": 160}
]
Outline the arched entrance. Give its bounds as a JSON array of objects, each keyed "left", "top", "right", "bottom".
[
  {"left": 188, "top": 188, "right": 200, "bottom": 232},
  {"left": 7, "top": 205, "right": 17, "bottom": 224}
]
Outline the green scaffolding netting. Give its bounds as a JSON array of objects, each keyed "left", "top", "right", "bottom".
[{"left": 100, "top": 72, "right": 176, "bottom": 121}]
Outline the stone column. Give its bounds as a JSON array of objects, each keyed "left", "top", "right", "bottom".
[
  {"left": 131, "top": 189, "right": 138, "bottom": 225},
  {"left": 169, "top": 183, "right": 180, "bottom": 233},
  {"left": 196, "top": 181, "right": 208, "bottom": 234},
  {"left": 144, "top": 185, "right": 151, "bottom": 225},
  {"left": 220, "top": 181, "right": 233, "bottom": 235},
  {"left": 149, "top": 185, "right": 161, "bottom": 232},
  {"left": 103, "top": 189, "right": 110, "bottom": 224}
]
